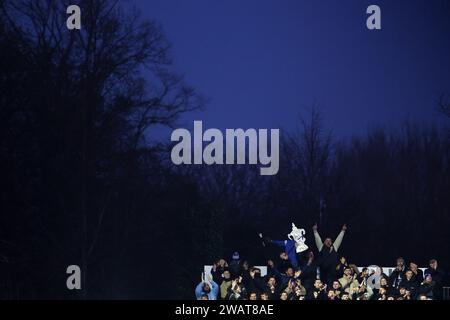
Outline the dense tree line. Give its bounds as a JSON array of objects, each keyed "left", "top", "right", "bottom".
[{"left": 0, "top": 0, "right": 448, "bottom": 299}]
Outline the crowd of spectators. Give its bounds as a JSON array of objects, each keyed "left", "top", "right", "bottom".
[{"left": 195, "top": 224, "right": 446, "bottom": 300}]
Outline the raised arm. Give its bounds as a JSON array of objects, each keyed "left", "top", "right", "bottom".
[
  {"left": 333, "top": 224, "right": 347, "bottom": 251},
  {"left": 195, "top": 281, "right": 204, "bottom": 299},
  {"left": 313, "top": 223, "right": 323, "bottom": 251},
  {"left": 210, "top": 280, "right": 219, "bottom": 299}
]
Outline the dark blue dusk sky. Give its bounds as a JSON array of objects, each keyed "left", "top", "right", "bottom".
[{"left": 132, "top": 0, "right": 450, "bottom": 140}]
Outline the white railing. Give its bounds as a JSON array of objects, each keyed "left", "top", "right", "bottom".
[{"left": 203, "top": 265, "right": 427, "bottom": 279}]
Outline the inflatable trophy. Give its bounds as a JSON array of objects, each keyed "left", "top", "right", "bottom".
[{"left": 287, "top": 223, "right": 308, "bottom": 253}]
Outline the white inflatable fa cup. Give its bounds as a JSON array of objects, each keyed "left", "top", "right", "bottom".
[{"left": 287, "top": 223, "right": 308, "bottom": 253}]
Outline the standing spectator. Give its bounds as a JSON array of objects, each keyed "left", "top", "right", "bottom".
[
  {"left": 211, "top": 259, "right": 228, "bottom": 284},
  {"left": 245, "top": 267, "right": 266, "bottom": 294},
  {"left": 229, "top": 252, "right": 242, "bottom": 277},
  {"left": 265, "top": 274, "right": 280, "bottom": 299},
  {"left": 417, "top": 274, "right": 435, "bottom": 299},
  {"left": 276, "top": 252, "right": 293, "bottom": 273},
  {"left": 269, "top": 262, "right": 301, "bottom": 288},
  {"left": 425, "top": 259, "right": 445, "bottom": 299},
  {"left": 219, "top": 270, "right": 233, "bottom": 299},
  {"left": 409, "top": 261, "right": 424, "bottom": 284},
  {"left": 195, "top": 274, "right": 219, "bottom": 300},
  {"left": 335, "top": 256, "right": 348, "bottom": 279},
  {"left": 306, "top": 279, "right": 327, "bottom": 300},
  {"left": 338, "top": 267, "right": 358, "bottom": 296},
  {"left": 313, "top": 223, "right": 347, "bottom": 286},
  {"left": 389, "top": 257, "right": 406, "bottom": 291},
  {"left": 358, "top": 267, "right": 370, "bottom": 284},
  {"left": 259, "top": 232, "right": 300, "bottom": 269},
  {"left": 227, "top": 278, "right": 246, "bottom": 300},
  {"left": 299, "top": 251, "right": 319, "bottom": 291}
]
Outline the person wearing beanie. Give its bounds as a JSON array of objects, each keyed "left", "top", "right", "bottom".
[{"left": 229, "top": 252, "right": 242, "bottom": 277}]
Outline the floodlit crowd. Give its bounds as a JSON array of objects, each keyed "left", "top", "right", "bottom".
[{"left": 195, "top": 224, "right": 446, "bottom": 300}]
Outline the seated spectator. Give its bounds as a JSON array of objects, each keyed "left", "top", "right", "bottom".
[
  {"left": 371, "top": 277, "right": 390, "bottom": 300},
  {"left": 377, "top": 287, "right": 388, "bottom": 300},
  {"left": 283, "top": 278, "right": 306, "bottom": 300},
  {"left": 306, "top": 279, "right": 327, "bottom": 300},
  {"left": 260, "top": 292, "right": 270, "bottom": 300},
  {"left": 379, "top": 276, "right": 389, "bottom": 288},
  {"left": 380, "top": 276, "right": 394, "bottom": 295},
  {"left": 248, "top": 292, "right": 258, "bottom": 300},
  {"left": 327, "top": 289, "right": 339, "bottom": 300},
  {"left": 349, "top": 279, "right": 373, "bottom": 300},
  {"left": 397, "top": 286, "right": 412, "bottom": 300},
  {"left": 331, "top": 280, "right": 342, "bottom": 297},
  {"left": 280, "top": 291, "right": 289, "bottom": 300},
  {"left": 341, "top": 293, "right": 350, "bottom": 300}
]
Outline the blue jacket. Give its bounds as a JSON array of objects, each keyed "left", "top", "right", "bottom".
[
  {"left": 273, "top": 239, "right": 298, "bottom": 268},
  {"left": 195, "top": 280, "right": 219, "bottom": 300}
]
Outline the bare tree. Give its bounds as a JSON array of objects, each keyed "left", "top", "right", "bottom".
[
  {"left": 0, "top": 0, "right": 204, "bottom": 297},
  {"left": 437, "top": 93, "right": 450, "bottom": 118}
]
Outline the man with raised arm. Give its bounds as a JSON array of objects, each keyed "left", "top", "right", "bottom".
[
  {"left": 312, "top": 223, "right": 347, "bottom": 286},
  {"left": 195, "top": 273, "right": 219, "bottom": 300}
]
